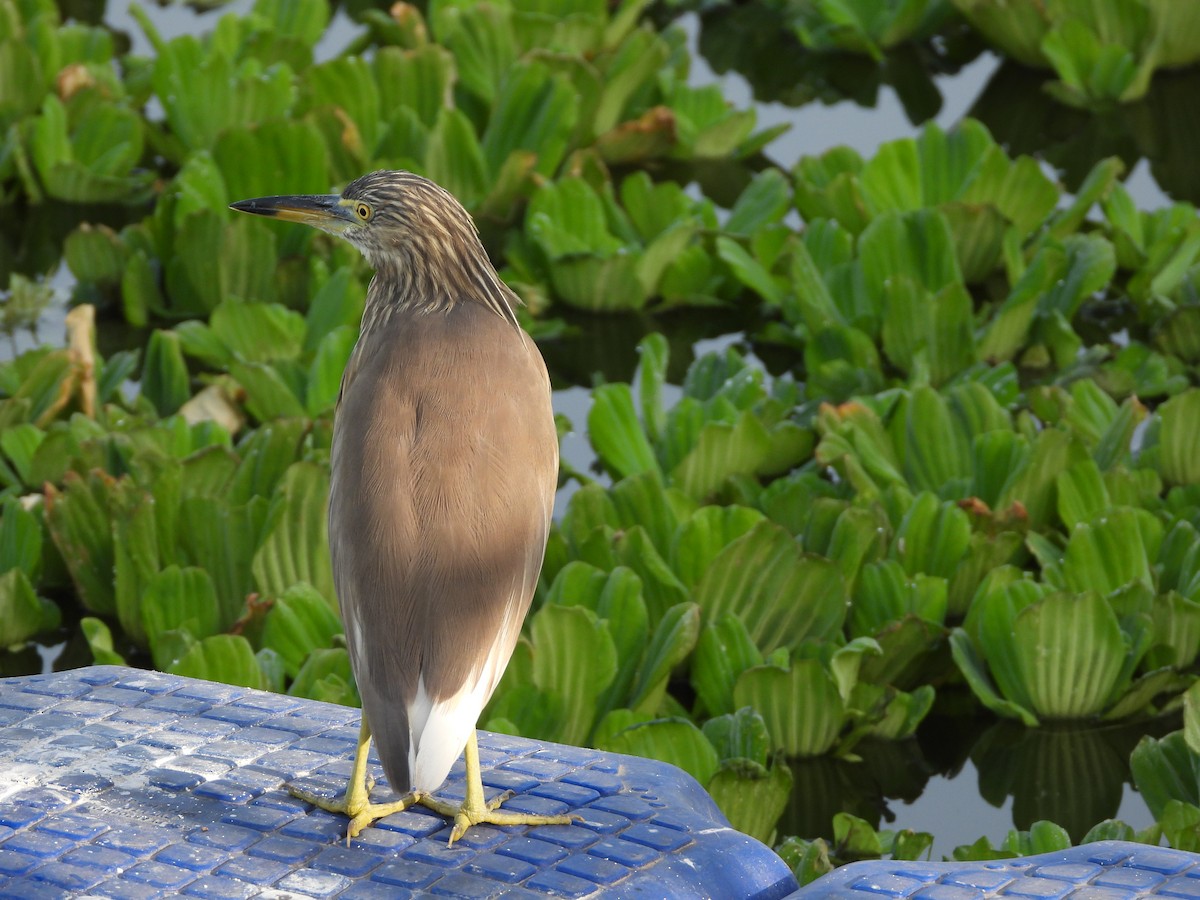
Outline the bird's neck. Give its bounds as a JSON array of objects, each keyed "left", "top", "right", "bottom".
[{"left": 359, "top": 245, "right": 520, "bottom": 340}]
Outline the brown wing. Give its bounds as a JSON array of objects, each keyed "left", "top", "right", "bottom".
[{"left": 328, "top": 301, "right": 556, "bottom": 794}]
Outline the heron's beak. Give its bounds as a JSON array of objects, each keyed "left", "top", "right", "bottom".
[{"left": 229, "top": 193, "right": 355, "bottom": 235}]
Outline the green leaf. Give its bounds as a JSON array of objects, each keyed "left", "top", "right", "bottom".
[
  {"left": 290, "top": 647, "right": 360, "bottom": 706},
  {"left": 1131, "top": 731, "right": 1200, "bottom": 818},
  {"left": 691, "top": 615, "right": 764, "bottom": 717},
  {"left": 179, "top": 495, "right": 268, "bottom": 629},
  {"left": 1158, "top": 390, "right": 1200, "bottom": 486},
  {"left": 230, "top": 362, "right": 307, "bottom": 422},
  {"left": 0, "top": 495, "right": 43, "bottom": 577},
  {"left": 210, "top": 301, "right": 307, "bottom": 364},
  {"left": 530, "top": 602, "right": 618, "bottom": 745},
  {"left": 628, "top": 602, "right": 699, "bottom": 714},
  {"left": 705, "top": 758, "right": 792, "bottom": 844},
  {"left": 1012, "top": 592, "right": 1130, "bottom": 719},
  {"left": 169, "top": 634, "right": 267, "bottom": 690},
  {"left": 949, "top": 627, "right": 1039, "bottom": 726},
  {"left": 588, "top": 383, "right": 660, "bottom": 480},
  {"left": 262, "top": 582, "right": 343, "bottom": 678},
  {"left": 81, "top": 617, "right": 126, "bottom": 666},
  {"left": 702, "top": 706, "right": 772, "bottom": 766},
  {"left": 1062, "top": 507, "right": 1160, "bottom": 596},
  {"left": 252, "top": 462, "right": 335, "bottom": 607},
  {"left": 860, "top": 209, "right": 962, "bottom": 301},
  {"left": 671, "top": 505, "right": 765, "bottom": 591},
  {"left": 45, "top": 470, "right": 117, "bottom": 615},
  {"left": 140, "top": 566, "right": 222, "bottom": 669},
  {"left": 725, "top": 169, "right": 792, "bottom": 236},
  {"left": 601, "top": 717, "right": 718, "bottom": 786},
  {"left": 734, "top": 659, "right": 845, "bottom": 757},
  {"left": 0, "top": 569, "right": 60, "bottom": 647},
  {"left": 111, "top": 481, "right": 159, "bottom": 648},
  {"left": 671, "top": 411, "right": 773, "bottom": 501},
  {"left": 695, "top": 521, "right": 846, "bottom": 655},
  {"left": 306, "top": 326, "right": 356, "bottom": 416},
  {"left": 141, "top": 330, "right": 191, "bottom": 417},
  {"left": 891, "top": 492, "right": 971, "bottom": 580}
]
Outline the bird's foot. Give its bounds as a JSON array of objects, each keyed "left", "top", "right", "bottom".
[
  {"left": 415, "top": 790, "right": 578, "bottom": 847},
  {"left": 289, "top": 784, "right": 415, "bottom": 844}
]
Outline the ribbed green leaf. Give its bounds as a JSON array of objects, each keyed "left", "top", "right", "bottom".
[
  {"left": 228, "top": 419, "right": 309, "bottom": 503},
  {"left": 1158, "top": 390, "right": 1200, "bottom": 486},
  {"left": 211, "top": 301, "right": 306, "bottom": 364},
  {"left": 1148, "top": 592, "right": 1200, "bottom": 671},
  {"left": 81, "top": 617, "right": 126, "bottom": 666},
  {"left": 214, "top": 121, "right": 328, "bottom": 208},
  {"left": 44, "top": 470, "right": 117, "bottom": 615},
  {"left": 530, "top": 603, "right": 617, "bottom": 745},
  {"left": 850, "top": 559, "right": 948, "bottom": 636},
  {"left": 949, "top": 628, "right": 1039, "bottom": 726},
  {"left": 141, "top": 330, "right": 191, "bottom": 417},
  {"left": 691, "top": 615, "right": 765, "bottom": 717},
  {"left": 671, "top": 505, "right": 765, "bottom": 591},
  {"left": 169, "top": 634, "right": 267, "bottom": 690},
  {"left": 306, "top": 325, "right": 356, "bottom": 416},
  {"left": 1056, "top": 458, "right": 1110, "bottom": 531},
  {"left": 1012, "top": 592, "right": 1127, "bottom": 719},
  {"left": 892, "top": 492, "right": 971, "bottom": 579},
  {"left": 637, "top": 333, "right": 668, "bottom": 446},
  {"left": 1062, "top": 507, "right": 1161, "bottom": 596},
  {"left": 695, "top": 521, "right": 846, "bottom": 654},
  {"left": 706, "top": 758, "right": 792, "bottom": 844},
  {"left": 734, "top": 660, "right": 845, "bottom": 757},
  {"left": 0, "top": 496, "right": 42, "bottom": 578},
  {"left": 482, "top": 61, "right": 576, "bottom": 179},
  {"left": 140, "top": 565, "right": 221, "bottom": 657},
  {"left": 671, "top": 411, "right": 772, "bottom": 501},
  {"left": 0, "top": 569, "right": 60, "bottom": 646},
  {"left": 702, "top": 706, "right": 772, "bottom": 766},
  {"left": 252, "top": 462, "right": 334, "bottom": 607},
  {"left": 588, "top": 383, "right": 660, "bottom": 480},
  {"left": 289, "top": 647, "right": 360, "bottom": 706},
  {"left": 629, "top": 602, "right": 699, "bottom": 714},
  {"left": 602, "top": 717, "right": 718, "bottom": 786},
  {"left": 425, "top": 107, "right": 488, "bottom": 208},
  {"left": 112, "top": 481, "right": 159, "bottom": 647},
  {"left": 230, "top": 362, "right": 307, "bottom": 422},
  {"left": 179, "top": 495, "right": 268, "bottom": 629},
  {"left": 1131, "top": 731, "right": 1200, "bottom": 819},
  {"left": 546, "top": 562, "right": 648, "bottom": 715},
  {"left": 261, "top": 582, "right": 343, "bottom": 678}
]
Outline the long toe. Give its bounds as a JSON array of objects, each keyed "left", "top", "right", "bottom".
[
  {"left": 289, "top": 782, "right": 416, "bottom": 844},
  {"left": 416, "top": 791, "right": 576, "bottom": 847}
]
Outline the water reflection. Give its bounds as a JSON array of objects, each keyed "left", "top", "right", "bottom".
[
  {"left": 774, "top": 705, "right": 1167, "bottom": 855},
  {"left": 971, "top": 717, "right": 1173, "bottom": 841},
  {"left": 969, "top": 60, "right": 1200, "bottom": 206}
]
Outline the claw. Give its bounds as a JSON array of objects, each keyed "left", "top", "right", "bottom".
[{"left": 415, "top": 734, "right": 574, "bottom": 847}]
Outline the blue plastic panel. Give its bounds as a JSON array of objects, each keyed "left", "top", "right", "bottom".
[
  {"left": 0, "top": 666, "right": 797, "bottom": 898},
  {"left": 790, "top": 841, "right": 1200, "bottom": 899}
]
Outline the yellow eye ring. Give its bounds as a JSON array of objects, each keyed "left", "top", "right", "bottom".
[{"left": 354, "top": 202, "right": 372, "bottom": 221}]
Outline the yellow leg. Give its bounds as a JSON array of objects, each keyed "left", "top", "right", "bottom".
[
  {"left": 289, "top": 716, "right": 415, "bottom": 844},
  {"left": 416, "top": 731, "right": 577, "bottom": 847}
]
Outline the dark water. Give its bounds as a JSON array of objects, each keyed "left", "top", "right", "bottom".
[{"left": 6, "top": 0, "right": 1191, "bottom": 857}]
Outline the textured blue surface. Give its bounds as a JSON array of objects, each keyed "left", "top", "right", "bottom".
[
  {"left": 790, "top": 842, "right": 1200, "bottom": 899},
  {"left": 0, "top": 666, "right": 796, "bottom": 898}
]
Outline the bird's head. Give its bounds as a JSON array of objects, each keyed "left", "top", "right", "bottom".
[
  {"left": 230, "top": 170, "right": 479, "bottom": 274},
  {"left": 231, "top": 170, "right": 519, "bottom": 327}
]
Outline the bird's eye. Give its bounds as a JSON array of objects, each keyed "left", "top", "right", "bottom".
[{"left": 354, "top": 202, "right": 372, "bottom": 221}]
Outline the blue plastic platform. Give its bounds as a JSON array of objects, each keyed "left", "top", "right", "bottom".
[
  {"left": 791, "top": 842, "right": 1200, "bottom": 899},
  {"left": 0, "top": 666, "right": 796, "bottom": 898}
]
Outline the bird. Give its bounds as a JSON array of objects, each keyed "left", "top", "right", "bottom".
[{"left": 230, "top": 171, "right": 570, "bottom": 845}]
